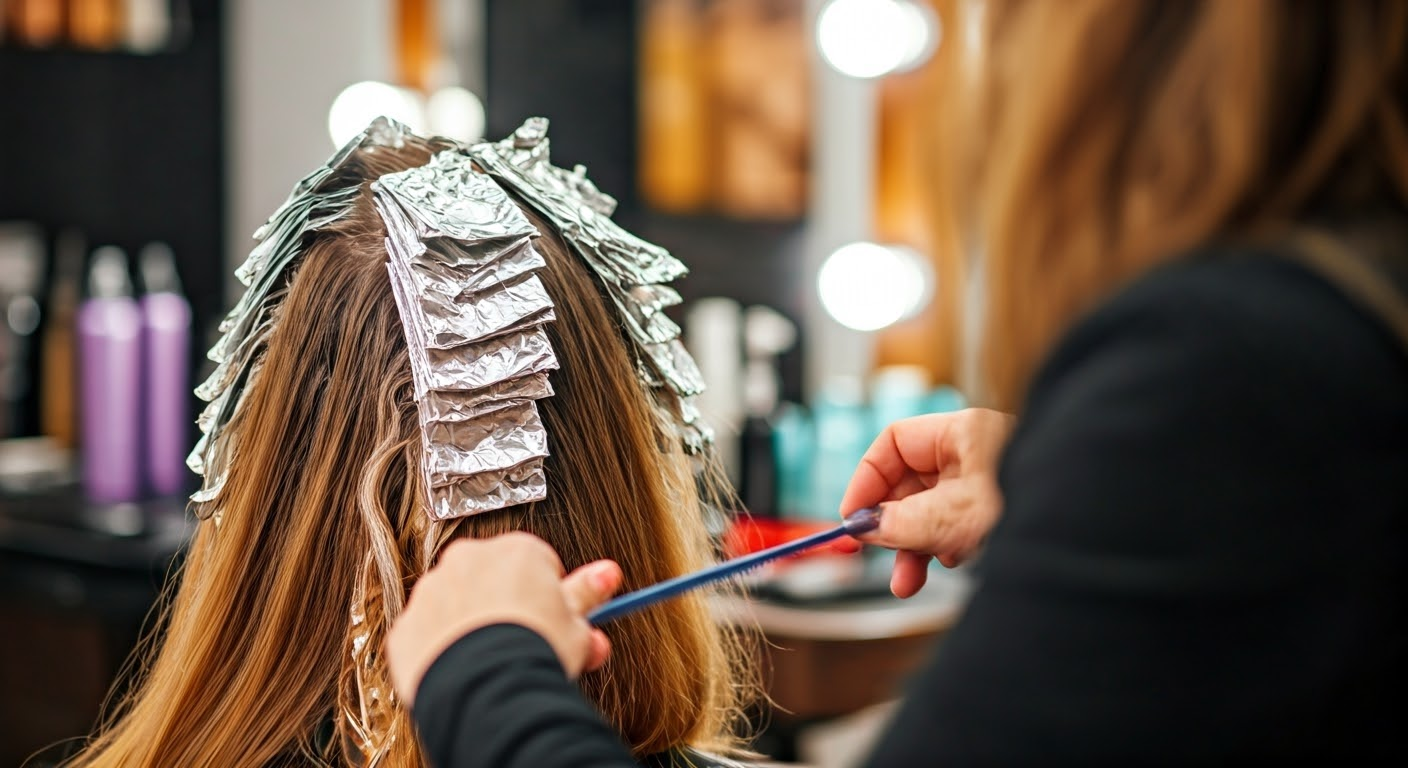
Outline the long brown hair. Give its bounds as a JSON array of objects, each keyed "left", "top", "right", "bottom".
[
  {"left": 965, "top": 0, "right": 1408, "bottom": 408},
  {"left": 63, "top": 145, "right": 750, "bottom": 766}
]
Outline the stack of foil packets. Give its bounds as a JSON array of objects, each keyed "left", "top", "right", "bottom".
[
  {"left": 467, "top": 118, "right": 714, "bottom": 454},
  {"left": 373, "top": 149, "right": 559, "bottom": 519},
  {"left": 188, "top": 118, "right": 429, "bottom": 509}
]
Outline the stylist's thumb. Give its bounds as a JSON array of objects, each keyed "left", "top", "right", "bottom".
[
  {"left": 563, "top": 560, "right": 623, "bottom": 614},
  {"left": 562, "top": 560, "right": 624, "bottom": 674},
  {"left": 865, "top": 476, "right": 1001, "bottom": 564}
]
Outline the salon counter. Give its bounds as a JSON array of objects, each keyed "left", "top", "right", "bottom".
[
  {"left": 720, "top": 568, "right": 970, "bottom": 762},
  {"left": 0, "top": 491, "right": 191, "bottom": 767}
]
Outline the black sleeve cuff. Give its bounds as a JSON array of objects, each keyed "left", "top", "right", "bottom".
[
  {"left": 414, "top": 623, "right": 562, "bottom": 709},
  {"left": 412, "top": 623, "right": 637, "bottom": 768}
]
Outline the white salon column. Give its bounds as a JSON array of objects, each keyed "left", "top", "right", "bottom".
[{"left": 803, "top": 0, "right": 876, "bottom": 397}]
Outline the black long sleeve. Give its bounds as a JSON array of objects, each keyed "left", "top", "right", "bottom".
[
  {"left": 414, "top": 249, "right": 1407, "bottom": 767},
  {"left": 413, "top": 623, "right": 637, "bottom": 768},
  {"left": 867, "top": 252, "right": 1408, "bottom": 765}
]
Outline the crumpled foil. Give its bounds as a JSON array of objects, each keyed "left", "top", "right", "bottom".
[
  {"left": 374, "top": 148, "right": 558, "bottom": 519},
  {"left": 467, "top": 118, "right": 713, "bottom": 453},
  {"left": 187, "top": 117, "right": 440, "bottom": 509}
]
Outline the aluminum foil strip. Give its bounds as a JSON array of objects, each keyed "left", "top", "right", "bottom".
[
  {"left": 422, "top": 400, "right": 550, "bottom": 486},
  {"left": 379, "top": 151, "right": 537, "bottom": 243},
  {"left": 187, "top": 343, "right": 263, "bottom": 504},
  {"left": 413, "top": 238, "right": 547, "bottom": 298},
  {"left": 611, "top": 291, "right": 682, "bottom": 345},
  {"left": 628, "top": 283, "right": 684, "bottom": 316},
  {"left": 676, "top": 395, "right": 715, "bottom": 454},
  {"left": 427, "top": 460, "right": 548, "bottom": 520},
  {"left": 649, "top": 395, "right": 713, "bottom": 456},
  {"left": 421, "top": 372, "right": 554, "bottom": 423},
  {"left": 422, "top": 325, "right": 559, "bottom": 394},
  {"left": 384, "top": 257, "right": 437, "bottom": 401},
  {"left": 642, "top": 338, "right": 707, "bottom": 397},
  {"left": 415, "top": 273, "right": 554, "bottom": 349},
  {"left": 680, "top": 423, "right": 712, "bottom": 455}
]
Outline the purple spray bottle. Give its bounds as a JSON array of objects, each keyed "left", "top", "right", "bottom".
[
  {"left": 78, "top": 246, "right": 143, "bottom": 503},
  {"left": 138, "top": 242, "right": 191, "bottom": 496}
]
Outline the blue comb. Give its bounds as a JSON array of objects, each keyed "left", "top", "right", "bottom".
[{"left": 587, "top": 506, "right": 883, "bottom": 626}]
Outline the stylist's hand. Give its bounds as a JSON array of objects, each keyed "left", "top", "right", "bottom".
[
  {"left": 386, "top": 533, "right": 623, "bottom": 704},
  {"left": 841, "top": 408, "right": 1014, "bottom": 597}
]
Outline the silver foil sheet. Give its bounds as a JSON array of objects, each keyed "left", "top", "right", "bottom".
[
  {"left": 414, "top": 273, "right": 554, "bottom": 350},
  {"left": 411, "top": 238, "right": 547, "bottom": 299},
  {"left": 428, "top": 460, "right": 548, "bottom": 519},
  {"left": 420, "top": 324, "right": 559, "bottom": 393},
  {"left": 422, "top": 399, "right": 550, "bottom": 485},
  {"left": 421, "top": 372, "right": 554, "bottom": 423}
]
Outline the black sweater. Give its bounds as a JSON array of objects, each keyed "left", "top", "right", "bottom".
[{"left": 413, "top": 248, "right": 1408, "bottom": 767}]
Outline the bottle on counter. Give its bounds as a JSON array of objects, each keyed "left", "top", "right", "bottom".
[
  {"left": 41, "top": 228, "right": 84, "bottom": 449},
  {"left": 6, "top": 0, "right": 65, "bottom": 48},
  {"left": 807, "top": 375, "right": 869, "bottom": 522},
  {"left": 685, "top": 297, "right": 744, "bottom": 488},
  {"left": 78, "top": 246, "right": 142, "bottom": 503},
  {"left": 123, "top": 0, "right": 170, "bottom": 52},
  {"left": 868, "top": 364, "right": 932, "bottom": 438},
  {"left": 67, "top": 0, "right": 121, "bottom": 50},
  {"left": 138, "top": 242, "right": 190, "bottom": 497},
  {"left": 736, "top": 305, "right": 797, "bottom": 518}
]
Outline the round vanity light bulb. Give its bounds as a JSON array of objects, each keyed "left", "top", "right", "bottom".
[
  {"left": 328, "top": 80, "right": 427, "bottom": 149},
  {"left": 817, "top": 242, "right": 933, "bottom": 332},
  {"left": 817, "top": 0, "right": 939, "bottom": 79},
  {"left": 427, "top": 86, "right": 486, "bottom": 144},
  {"left": 894, "top": 0, "right": 940, "bottom": 74}
]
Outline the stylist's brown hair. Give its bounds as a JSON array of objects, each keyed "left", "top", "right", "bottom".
[
  {"left": 965, "top": 0, "right": 1408, "bottom": 408},
  {"left": 60, "top": 145, "right": 752, "bottom": 766}
]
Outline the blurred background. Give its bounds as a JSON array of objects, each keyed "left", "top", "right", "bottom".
[{"left": 0, "top": 1, "right": 978, "bottom": 764}]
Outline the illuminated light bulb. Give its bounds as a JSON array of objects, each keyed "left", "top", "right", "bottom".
[
  {"left": 328, "top": 81, "right": 427, "bottom": 149},
  {"left": 426, "top": 86, "right": 486, "bottom": 144},
  {"left": 817, "top": 242, "right": 933, "bottom": 332},
  {"left": 816, "top": 0, "right": 940, "bottom": 79},
  {"left": 894, "top": 0, "right": 940, "bottom": 73}
]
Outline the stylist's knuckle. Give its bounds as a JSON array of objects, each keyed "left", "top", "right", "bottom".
[
  {"left": 437, "top": 539, "right": 478, "bottom": 572},
  {"left": 958, "top": 407, "right": 985, "bottom": 434},
  {"left": 443, "top": 537, "right": 478, "bottom": 558},
  {"left": 504, "top": 531, "right": 556, "bottom": 560}
]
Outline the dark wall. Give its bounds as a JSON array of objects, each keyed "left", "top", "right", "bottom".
[
  {"left": 485, "top": 0, "right": 640, "bottom": 211},
  {"left": 484, "top": 0, "right": 808, "bottom": 400}
]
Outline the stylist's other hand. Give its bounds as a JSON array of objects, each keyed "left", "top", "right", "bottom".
[
  {"left": 841, "top": 408, "right": 1014, "bottom": 597},
  {"left": 386, "top": 533, "right": 623, "bottom": 704}
]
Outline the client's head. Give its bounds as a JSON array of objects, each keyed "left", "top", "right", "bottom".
[{"left": 67, "top": 122, "right": 748, "bottom": 767}]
